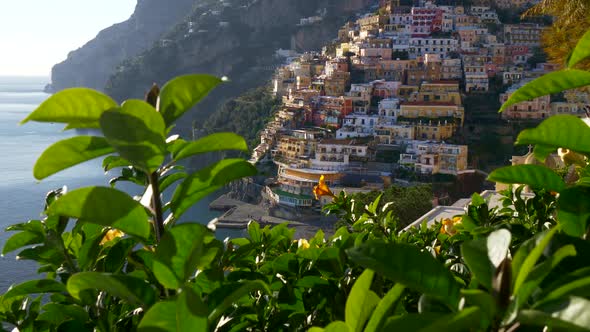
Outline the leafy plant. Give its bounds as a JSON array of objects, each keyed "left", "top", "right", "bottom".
[{"left": 1, "top": 75, "right": 260, "bottom": 331}]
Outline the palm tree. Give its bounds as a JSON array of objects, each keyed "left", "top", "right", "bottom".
[{"left": 523, "top": 0, "right": 590, "bottom": 69}]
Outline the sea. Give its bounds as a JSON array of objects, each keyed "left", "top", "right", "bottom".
[{"left": 0, "top": 76, "right": 238, "bottom": 292}]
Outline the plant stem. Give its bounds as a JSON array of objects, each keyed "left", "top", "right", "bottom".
[{"left": 149, "top": 172, "right": 165, "bottom": 242}]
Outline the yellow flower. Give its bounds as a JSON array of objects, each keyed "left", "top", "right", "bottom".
[
  {"left": 297, "top": 239, "right": 310, "bottom": 249},
  {"left": 100, "top": 229, "right": 125, "bottom": 245},
  {"left": 313, "top": 175, "right": 335, "bottom": 200},
  {"left": 440, "top": 217, "right": 462, "bottom": 236}
]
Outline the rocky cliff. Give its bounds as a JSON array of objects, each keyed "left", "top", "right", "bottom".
[
  {"left": 47, "top": 0, "right": 196, "bottom": 92},
  {"left": 49, "top": 0, "right": 374, "bottom": 131}
]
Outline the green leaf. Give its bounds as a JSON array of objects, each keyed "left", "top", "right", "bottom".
[
  {"left": 516, "top": 115, "right": 590, "bottom": 155},
  {"left": 177, "top": 288, "right": 209, "bottom": 331},
  {"left": 383, "top": 313, "right": 442, "bottom": 331},
  {"left": 537, "top": 276, "right": 590, "bottom": 307},
  {"left": 208, "top": 280, "right": 270, "bottom": 326},
  {"left": 345, "top": 269, "right": 380, "bottom": 332},
  {"left": 247, "top": 221, "right": 262, "bottom": 243},
  {"left": 417, "top": 307, "right": 483, "bottom": 332},
  {"left": 295, "top": 276, "right": 330, "bottom": 288},
  {"left": 499, "top": 70, "right": 590, "bottom": 112},
  {"left": 77, "top": 230, "right": 105, "bottom": 270},
  {"left": 310, "top": 321, "right": 351, "bottom": 332},
  {"left": 57, "top": 320, "right": 92, "bottom": 331},
  {"left": 488, "top": 165, "right": 566, "bottom": 193},
  {"left": 272, "top": 253, "right": 298, "bottom": 275},
  {"left": 513, "top": 226, "right": 560, "bottom": 295},
  {"left": 461, "top": 238, "right": 494, "bottom": 290},
  {"left": 20, "top": 88, "right": 117, "bottom": 127},
  {"left": 100, "top": 100, "right": 166, "bottom": 173},
  {"left": 326, "top": 321, "right": 351, "bottom": 332},
  {"left": 138, "top": 287, "right": 207, "bottom": 332},
  {"left": 471, "top": 192, "right": 485, "bottom": 206},
  {"left": 3, "top": 279, "right": 67, "bottom": 299},
  {"left": 3, "top": 231, "right": 44, "bottom": 255},
  {"left": 519, "top": 297, "right": 590, "bottom": 331},
  {"left": 46, "top": 187, "right": 151, "bottom": 240},
  {"left": 569, "top": 30, "right": 590, "bottom": 68},
  {"left": 167, "top": 138, "right": 188, "bottom": 155},
  {"left": 316, "top": 247, "right": 344, "bottom": 279},
  {"left": 365, "top": 284, "right": 405, "bottom": 332},
  {"left": 34, "top": 136, "right": 114, "bottom": 180},
  {"left": 558, "top": 186, "right": 590, "bottom": 236},
  {"left": 37, "top": 304, "right": 89, "bottom": 325},
  {"left": 152, "top": 224, "right": 210, "bottom": 290},
  {"left": 102, "top": 155, "right": 131, "bottom": 171},
  {"left": 171, "top": 159, "right": 257, "bottom": 219},
  {"left": 159, "top": 74, "right": 223, "bottom": 126},
  {"left": 104, "top": 238, "right": 138, "bottom": 273},
  {"left": 173, "top": 133, "right": 248, "bottom": 162},
  {"left": 67, "top": 272, "right": 156, "bottom": 307},
  {"left": 347, "top": 241, "right": 462, "bottom": 309},
  {"left": 159, "top": 172, "right": 187, "bottom": 193},
  {"left": 5, "top": 219, "right": 45, "bottom": 233},
  {"left": 461, "top": 289, "right": 497, "bottom": 321},
  {"left": 533, "top": 144, "right": 557, "bottom": 162},
  {"left": 516, "top": 244, "right": 576, "bottom": 307}
]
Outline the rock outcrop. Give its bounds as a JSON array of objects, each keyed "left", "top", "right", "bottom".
[{"left": 47, "top": 0, "right": 196, "bottom": 92}]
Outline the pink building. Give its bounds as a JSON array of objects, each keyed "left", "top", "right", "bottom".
[
  {"left": 411, "top": 7, "right": 443, "bottom": 36},
  {"left": 372, "top": 81, "right": 402, "bottom": 98}
]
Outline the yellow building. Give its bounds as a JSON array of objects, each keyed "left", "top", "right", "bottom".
[
  {"left": 398, "top": 85, "right": 419, "bottom": 99},
  {"left": 415, "top": 121, "right": 455, "bottom": 141},
  {"left": 357, "top": 15, "right": 389, "bottom": 31},
  {"left": 375, "top": 124, "right": 415, "bottom": 144},
  {"left": 272, "top": 134, "right": 317, "bottom": 167},
  {"left": 399, "top": 101, "right": 465, "bottom": 127},
  {"left": 415, "top": 81, "right": 462, "bottom": 105},
  {"left": 324, "top": 71, "right": 350, "bottom": 97}
]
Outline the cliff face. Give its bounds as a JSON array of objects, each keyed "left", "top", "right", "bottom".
[{"left": 48, "top": 0, "right": 195, "bottom": 92}]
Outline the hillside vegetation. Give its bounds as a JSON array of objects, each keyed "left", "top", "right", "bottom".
[{"left": 202, "top": 87, "right": 281, "bottom": 149}]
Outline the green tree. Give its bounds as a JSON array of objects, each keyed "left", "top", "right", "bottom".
[
  {"left": 201, "top": 87, "right": 281, "bottom": 149},
  {"left": 350, "top": 185, "right": 433, "bottom": 227},
  {"left": 524, "top": 0, "right": 590, "bottom": 69}
]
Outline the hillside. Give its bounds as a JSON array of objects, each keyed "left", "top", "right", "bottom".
[{"left": 48, "top": 0, "right": 375, "bottom": 132}]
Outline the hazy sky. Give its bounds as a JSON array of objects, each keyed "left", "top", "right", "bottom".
[{"left": 0, "top": 1, "right": 137, "bottom": 76}]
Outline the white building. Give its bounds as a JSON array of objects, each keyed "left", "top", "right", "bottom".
[
  {"left": 400, "top": 140, "right": 468, "bottom": 175},
  {"left": 311, "top": 138, "right": 372, "bottom": 171},
  {"left": 409, "top": 37, "right": 459, "bottom": 59},
  {"left": 336, "top": 114, "right": 380, "bottom": 139}
]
